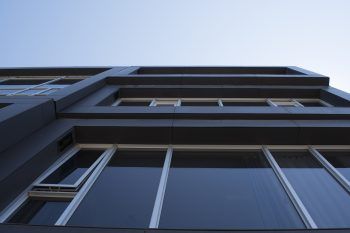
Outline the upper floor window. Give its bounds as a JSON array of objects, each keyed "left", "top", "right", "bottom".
[
  {"left": 0, "top": 76, "right": 86, "bottom": 96},
  {"left": 112, "top": 98, "right": 332, "bottom": 107}
]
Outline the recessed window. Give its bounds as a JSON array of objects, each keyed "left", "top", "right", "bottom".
[
  {"left": 159, "top": 150, "right": 304, "bottom": 229},
  {"left": 181, "top": 101, "right": 219, "bottom": 106},
  {"left": 222, "top": 101, "right": 269, "bottom": 106},
  {"left": 118, "top": 100, "right": 151, "bottom": 106},
  {"left": 153, "top": 100, "right": 178, "bottom": 107},
  {"left": 68, "top": 149, "right": 166, "bottom": 228},
  {"left": 271, "top": 150, "right": 350, "bottom": 228},
  {"left": 6, "top": 199, "right": 69, "bottom": 225},
  {"left": 299, "top": 101, "right": 327, "bottom": 107}
]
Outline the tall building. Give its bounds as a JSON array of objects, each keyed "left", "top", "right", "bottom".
[{"left": 0, "top": 66, "right": 350, "bottom": 233}]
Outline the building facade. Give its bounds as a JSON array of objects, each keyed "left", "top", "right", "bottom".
[{"left": 0, "top": 66, "right": 350, "bottom": 232}]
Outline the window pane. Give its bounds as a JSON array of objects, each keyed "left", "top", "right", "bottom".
[
  {"left": 222, "top": 101, "right": 269, "bottom": 106},
  {"left": 41, "top": 149, "right": 103, "bottom": 185},
  {"left": 318, "top": 150, "right": 350, "bottom": 181},
  {"left": 155, "top": 100, "right": 177, "bottom": 106},
  {"left": 68, "top": 150, "right": 165, "bottom": 228},
  {"left": 7, "top": 199, "right": 69, "bottom": 225},
  {"left": 181, "top": 101, "right": 219, "bottom": 106},
  {"left": 300, "top": 101, "right": 325, "bottom": 107},
  {"left": 273, "top": 101, "right": 298, "bottom": 107},
  {"left": 159, "top": 150, "right": 303, "bottom": 229},
  {"left": 118, "top": 101, "right": 150, "bottom": 106},
  {"left": 272, "top": 150, "right": 350, "bottom": 228}
]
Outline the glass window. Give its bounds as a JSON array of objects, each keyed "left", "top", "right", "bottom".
[
  {"left": 154, "top": 100, "right": 178, "bottom": 107},
  {"left": 299, "top": 101, "right": 326, "bottom": 107},
  {"left": 222, "top": 101, "right": 269, "bottom": 106},
  {"left": 318, "top": 150, "right": 350, "bottom": 181},
  {"left": 118, "top": 101, "right": 151, "bottom": 106},
  {"left": 271, "top": 100, "right": 299, "bottom": 107},
  {"left": 6, "top": 199, "right": 69, "bottom": 225},
  {"left": 159, "top": 150, "right": 304, "bottom": 229},
  {"left": 67, "top": 150, "right": 165, "bottom": 228},
  {"left": 272, "top": 150, "right": 350, "bottom": 228},
  {"left": 181, "top": 101, "right": 219, "bottom": 106},
  {"left": 40, "top": 149, "right": 103, "bottom": 185}
]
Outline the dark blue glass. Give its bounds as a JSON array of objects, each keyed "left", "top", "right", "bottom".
[
  {"left": 42, "top": 149, "right": 103, "bottom": 185},
  {"left": 7, "top": 199, "right": 69, "bottom": 225},
  {"left": 273, "top": 150, "right": 350, "bottom": 228},
  {"left": 318, "top": 150, "right": 350, "bottom": 181},
  {"left": 159, "top": 150, "right": 303, "bottom": 229},
  {"left": 68, "top": 150, "right": 165, "bottom": 228}
]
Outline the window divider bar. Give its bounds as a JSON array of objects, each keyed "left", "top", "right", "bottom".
[
  {"left": 149, "top": 146, "right": 173, "bottom": 228},
  {"left": 266, "top": 99, "right": 277, "bottom": 107},
  {"left": 309, "top": 146, "right": 350, "bottom": 194},
  {"left": 218, "top": 99, "right": 224, "bottom": 107},
  {"left": 292, "top": 99, "right": 304, "bottom": 107},
  {"left": 111, "top": 99, "right": 122, "bottom": 106},
  {"left": 55, "top": 145, "right": 117, "bottom": 226},
  {"left": 176, "top": 99, "right": 181, "bottom": 107},
  {"left": 319, "top": 99, "right": 333, "bottom": 107},
  {"left": 262, "top": 146, "right": 317, "bottom": 229},
  {"left": 150, "top": 99, "right": 156, "bottom": 106}
]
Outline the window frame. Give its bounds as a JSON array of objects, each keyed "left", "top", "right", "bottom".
[
  {"left": 33, "top": 145, "right": 106, "bottom": 190},
  {"left": 3, "top": 144, "right": 350, "bottom": 230},
  {"left": 112, "top": 98, "right": 332, "bottom": 107}
]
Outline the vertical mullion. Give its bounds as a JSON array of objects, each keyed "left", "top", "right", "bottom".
[
  {"left": 176, "top": 99, "right": 181, "bottom": 107},
  {"left": 266, "top": 99, "right": 277, "bottom": 107},
  {"left": 309, "top": 146, "right": 350, "bottom": 193},
  {"left": 55, "top": 145, "right": 117, "bottom": 226},
  {"left": 111, "top": 99, "right": 122, "bottom": 106},
  {"left": 292, "top": 99, "right": 304, "bottom": 107},
  {"left": 150, "top": 99, "right": 156, "bottom": 106},
  {"left": 218, "top": 99, "right": 224, "bottom": 107},
  {"left": 149, "top": 146, "right": 173, "bottom": 228},
  {"left": 262, "top": 146, "right": 317, "bottom": 229}
]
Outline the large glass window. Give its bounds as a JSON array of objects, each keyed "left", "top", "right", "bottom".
[
  {"left": 159, "top": 150, "right": 304, "bottom": 229},
  {"left": 67, "top": 150, "right": 165, "bottom": 228},
  {"left": 0, "top": 76, "right": 85, "bottom": 96},
  {"left": 272, "top": 150, "right": 350, "bottom": 228}
]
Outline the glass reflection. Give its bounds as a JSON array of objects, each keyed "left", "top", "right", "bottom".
[
  {"left": 272, "top": 150, "right": 350, "bottom": 228},
  {"left": 159, "top": 150, "right": 303, "bottom": 229}
]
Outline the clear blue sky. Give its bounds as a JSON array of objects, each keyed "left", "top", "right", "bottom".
[{"left": 1, "top": 0, "right": 350, "bottom": 91}]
